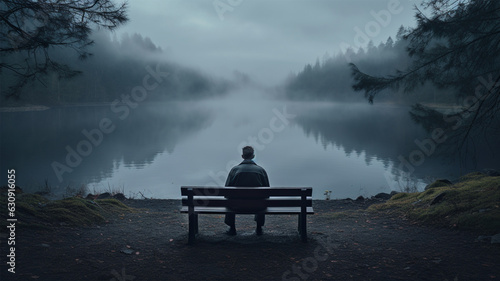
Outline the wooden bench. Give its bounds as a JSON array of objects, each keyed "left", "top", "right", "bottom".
[{"left": 180, "top": 186, "right": 314, "bottom": 243}]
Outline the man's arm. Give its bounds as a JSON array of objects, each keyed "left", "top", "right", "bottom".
[
  {"left": 262, "top": 170, "right": 270, "bottom": 187},
  {"left": 225, "top": 168, "right": 236, "bottom": 187}
]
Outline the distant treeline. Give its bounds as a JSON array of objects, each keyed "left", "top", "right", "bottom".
[
  {"left": 1, "top": 31, "right": 232, "bottom": 105},
  {"left": 281, "top": 26, "right": 457, "bottom": 104}
]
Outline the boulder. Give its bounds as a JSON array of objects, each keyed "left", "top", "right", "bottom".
[
  {"left": 374, "top": 192, "right": 392, "bottom": 200},
  {"left": 112, "top": 193, "right": 127, "bottom": 201},
  {"left": 484, "top": 169, "right": 500, "bottom": 177},
  {"left": 96, "top": 192, "right": 112, "bottom": 199},
  {"left": 85, "top": 193, "right": 96, "bottom": 200}
]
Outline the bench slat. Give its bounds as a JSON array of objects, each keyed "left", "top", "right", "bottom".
[
  {"left": 181, "top": 186, "right": 312, "bottom": 197},
  {"left": 181, "top": 198, "right": 312, "bottom": 207},
  {"left": 180, "top": 206, "right": 314, "bottom": 214}
]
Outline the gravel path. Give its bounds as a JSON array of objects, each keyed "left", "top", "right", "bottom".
[{"left": 3, "top": 199, "right": 499, "bottom": 281}]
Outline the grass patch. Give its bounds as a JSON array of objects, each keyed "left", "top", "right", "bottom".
[
  {"left": 368, "top": 173, "right": 500, "bottom": 234},
  {"left": 0, "top": 190, "right": 133, "bottom": 229},
  {"left": 425, "top": 179, "right": 452, "bottom": 190}
]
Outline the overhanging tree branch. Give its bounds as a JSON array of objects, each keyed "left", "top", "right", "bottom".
[
  {"left": 0, "top": 0, "right": 128, "bottom": 98},
  {"left": 350, "top": 0, "right": 500, "bottom": 153}
]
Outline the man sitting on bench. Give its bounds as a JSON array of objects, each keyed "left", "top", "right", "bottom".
[{"left": 224, "top": 146, "right": 270, "bottom": 236}]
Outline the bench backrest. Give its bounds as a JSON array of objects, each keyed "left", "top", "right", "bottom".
[{"left": 181, "top": 186, "right": 313, "bottom": 208}]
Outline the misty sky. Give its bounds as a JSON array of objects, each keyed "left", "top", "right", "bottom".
[{"left": 117, "top": 0, "right": 421, "bottom": 85}]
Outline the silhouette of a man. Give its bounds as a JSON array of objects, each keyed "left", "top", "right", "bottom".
[{"left": 224, "top": 146, "right": 269, "bottom": 236}]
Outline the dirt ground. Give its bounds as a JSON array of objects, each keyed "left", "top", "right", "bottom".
[{"left": 2, "top": 199, "right": 499, "bottom": 281}]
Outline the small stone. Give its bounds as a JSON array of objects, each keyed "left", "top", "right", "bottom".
[
  {"left": 476, "top": 236, "right": 491, "bottom": 243},
  {"left": 39, "top": 243, "right": 50, "bottom": 248},
  {"left": 120, "top": 247, "right": 134, "bottom": 255},
  {"left": 491, "top": 233, "right": 500, "bottom": 244}
]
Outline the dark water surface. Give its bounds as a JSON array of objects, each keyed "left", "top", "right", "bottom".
[{"left": 1, "top": 97, "right": 494, "bottom": 199}]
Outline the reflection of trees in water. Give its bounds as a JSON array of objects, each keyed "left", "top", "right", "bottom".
[
  {"left": 293, "top": 103, "right": 498, "bottom": 181},
  {"left": 0, "top": 103, "right": 214, "bottom": 190},
  {"left": 409, "top": 103, "right": 500, "bottom": 173},
  {"left": 294, "top": 103, "right": 425, "bottom": 164}
]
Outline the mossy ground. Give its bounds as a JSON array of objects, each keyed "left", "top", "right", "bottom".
[
  {"left": 368, "top": 173, "right": 500, "bottom": 233},
  {"left": 0, "top": 190, "right": 133, "bottom": 229}
]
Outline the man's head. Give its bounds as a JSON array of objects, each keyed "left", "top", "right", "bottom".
[{"left": 242, "top": 146, "right": 255, "bottom": 160}]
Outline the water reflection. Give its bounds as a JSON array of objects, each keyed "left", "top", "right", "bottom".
[
  {"left": 2, "top": 99, "right": 497, "bottom": 199},
  {"left": 294, "top": 103, "right": 425, "bottom": 165},
  {"left": 292, "top": 102, "right": 498, "bottom": 183},
  {"left": 0, "top": 102, "right": 214, "bottom": 193}
]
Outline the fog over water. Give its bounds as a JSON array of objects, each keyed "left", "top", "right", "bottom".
[{"left": 4, "top": 87, "right": 493, "bottom": 199}]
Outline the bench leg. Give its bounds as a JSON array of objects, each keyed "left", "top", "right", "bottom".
[
  {"left": 194, "top": 214, "right": 199, "bottom": 234},
  {"left": 300, "top": 213, "right": 307, "bottom": 243},
  {"left": 188, "top": 213, "right": 198, "bottom": 244},
  {"left": 298, "top": 214, "right": 302, "bottom": 234}
]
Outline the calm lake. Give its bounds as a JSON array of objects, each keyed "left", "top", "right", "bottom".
[{"left": 1, "top": 91, "right": 493, "bottom": 199}]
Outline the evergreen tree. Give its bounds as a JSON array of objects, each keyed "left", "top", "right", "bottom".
[
  {"left": 0, "top": 0, "right": 128, "bottom": 98},
  {"left": 350, "top": 0, "right": 500, "bottom": 149}
]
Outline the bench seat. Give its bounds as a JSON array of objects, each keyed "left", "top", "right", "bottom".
[
  {"left": 180, "top": 186, "right": 314, "bottom": 243},
  {"left": 180, "top": 206, "right": 314, "bottom": 214}
]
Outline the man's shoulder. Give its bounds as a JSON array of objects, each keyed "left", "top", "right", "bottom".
[
  {"left": 249, "top": 163, "right": 268, "bottom": 174},
  {"left": 237, "top": 161, "right": 265, "bottom": 171},
  {"left": 253, "top": 164, "right": 267, "bottom": 171}
]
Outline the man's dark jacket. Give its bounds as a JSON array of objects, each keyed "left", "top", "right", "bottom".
[
  {"left": 224, "top": 159, "right": 269, "bottom": 216},
  {"left": 225, "top": 159, "right": 270, "bottom": 187}
]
